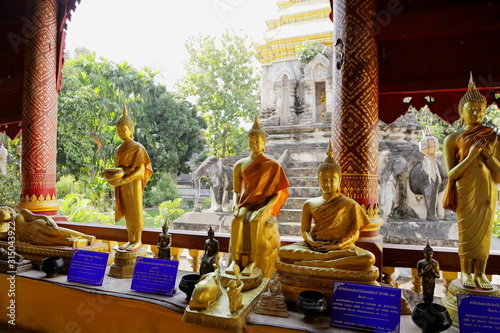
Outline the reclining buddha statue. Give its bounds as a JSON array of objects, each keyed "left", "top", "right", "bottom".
[{"left": 276, "top": 143, "right": 379, "bottom": 301}]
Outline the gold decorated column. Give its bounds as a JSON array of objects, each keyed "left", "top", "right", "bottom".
[
  {"left": 17, "top": 0, "right": 59, "bottom": 215},
  {"left": 331, "top": 0, "right": 382, "bottom": 239}
]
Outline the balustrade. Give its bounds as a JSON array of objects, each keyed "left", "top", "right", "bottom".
[{"left": 56, "top": 222, "right": 500, "bottom": 295}]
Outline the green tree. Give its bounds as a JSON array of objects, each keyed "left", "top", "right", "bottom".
[
  {"left": 58, "top": 49, "right": 205, "bottom": 180},
  {"left": 176, "top": 30, "right": 259, "bottom": 158},
  {"left": 409, "top": 103, "right": 500, "bottom": 145}
]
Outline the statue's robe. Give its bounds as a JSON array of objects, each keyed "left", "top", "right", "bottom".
[
  {"left": 114, "top": 140, "right": 153, "bottom": 223},
  {"left": 310, "top": 193, "right": 370, "bottom": 246},
  {"left": 279, "top": 194, "right": 373, "bottom": 270},
  {"left": 238, "top": 154, "right": 289, "bottom": 215},
  {"left": 443, "top": 125, "right": 499, "bottom": 260}
]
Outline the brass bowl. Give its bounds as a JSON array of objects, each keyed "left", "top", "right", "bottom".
[{"left": 102, "top": 168, "right": 124, "bottom": 181}]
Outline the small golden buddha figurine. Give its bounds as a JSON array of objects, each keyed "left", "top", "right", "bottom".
[
  {"left": 226, "top": 117, "right": 290, "bottom": 277},
  {"left": 102, "top": 106, "right": 153, "bottom": 251},
  {"left": 443, "top": 73, "right": 500, "bottom": 290},
  {"left": 14, "top": 209, "right": 95, "bottom": 247},
  {"left": 417, "top": 241, "right": 440, "bottom": 304},
  {"left": 278, "top": 142, "right": 375, "bottom": 270},
  {"left": 226, "top": 264, "right": 244, "bottom": 312}
]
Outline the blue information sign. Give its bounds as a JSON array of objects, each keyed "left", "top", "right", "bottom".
[
  {"left": 457, "top": 294, "right": 500, "bottom": 333},
  {"left": 331, "top": 281, "right": 401, "bottom": 332},
  {"left": 131, "top": 257, "right": 179, "bottom": 296},
  {"left": 67, "top": 249, "right": 109, "bottom": 286}
]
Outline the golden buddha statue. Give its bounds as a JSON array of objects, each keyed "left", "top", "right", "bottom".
[
  {"left": 279, "top": 143, "right": 375, "bottom": 269},
  {"left": 276, "top": 143, "right": 378, "bottom": 300},
  {"left": 102, "top": 106, "right": 153, "bottom": 251},
  {"left": 442, "top": 73, "right": 500, "bottom": 290},
  {"left": 14, "top": 209, "right": 95, "bottom": 247},
  {"left": 225, "top": 117, "right": 289, "bottom": 278}
]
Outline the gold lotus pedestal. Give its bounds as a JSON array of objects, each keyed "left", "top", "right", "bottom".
[
  {"left": 276, "top": 261, "right": 379, "bottom": 303},
  {"left": 441, "top": 279, "right": 500, "bottom": 328},
  {"left": 182, "top": 277, "right": 268, "bottom": 331},
  {"left": 108, "top": 247, "right": 148, "bottom": 279}
]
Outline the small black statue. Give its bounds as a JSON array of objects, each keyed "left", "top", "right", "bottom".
[
  {"left": 199, "top": 225, "right": 219, "bottom": 276},
  {"left": 417, "top": 241, "right": 440, "bottom": 303},
  {"left": 157, "top": 223, "right": 171, "bottom": 260},
  {"left": 412, "top": 241, "right": 452, "bottom": 332}
]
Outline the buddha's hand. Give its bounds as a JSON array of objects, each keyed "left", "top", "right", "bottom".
[
  {"left": 233, "top": 205, "right": 247, "bottom": 218},
  {"left": 469, "top": 138, "right": 487, "bottom": 158},
  {"left": 315, "top": 243, "right": 341, "bottom": 252},
  {"left": 107, "top": 178, "right": 125, "bottom": 187},
  {"left": 252, "top": 205, "right": 271, "bottom": 222}
]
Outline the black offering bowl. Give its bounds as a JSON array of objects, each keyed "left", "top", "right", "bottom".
[
  {"left": 411, "top": 303, "right": 452, "bottom": 333},
  {"left": 179, "top": 273, "right": 201, "bottom": 302},
  {"left": 296, "top": 290, "right": 328, "bottom": 323},
  {"left": 40, "top": 256, "right": 65, "bottom": 278}
]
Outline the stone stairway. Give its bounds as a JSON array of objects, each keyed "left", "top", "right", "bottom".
[{"left": 262, "top": 125, "right": 331, "bottom": 237}]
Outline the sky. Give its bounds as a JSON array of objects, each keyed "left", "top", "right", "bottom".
[{"left": 65, "top": 0, "right": 278, "bottom": 90}]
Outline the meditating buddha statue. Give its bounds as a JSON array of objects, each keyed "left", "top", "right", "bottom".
[
  {"left": 443, "top": 74, "right": 500, "bottom": 290},
  {"left": 102, "top": 106, "right": 153, "bottom": 251},
  {"left": 225, "top": 117, "right": 289, "bottom": 279},
  {"left": 276, "top": 143, "right": 378, "bottom": 300}
]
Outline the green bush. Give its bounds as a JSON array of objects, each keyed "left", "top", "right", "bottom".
[
  {"left": 144, "top": 172, "right": 179, "bottom": 207},
  {"left": 0, "top": 163, "right": 21, "bottom": 207},
  {"left": 59, "top": 193, "right": 115, "bottom": 224},
  {"left": 154, "top": 198, "right": 184, "bottom": 228},
  {"left": 202, "top": 198, "right": 212, "bottom": 210},
  {"left": 493, "top": 210, "right": 500, "bottom": 238}
]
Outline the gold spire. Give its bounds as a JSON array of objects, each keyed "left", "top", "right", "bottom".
[
  {"left": 458, "top": 72, "right": 487, "bottom": 115},
  {"left": 117, "top": 105, "right": 134, "bottom": 130},
  {"left": 247, "top": 115, "right": 266, "bottom": 140},
  {"left": 318, "top": 141, "right": 341, "bottom": 175}
]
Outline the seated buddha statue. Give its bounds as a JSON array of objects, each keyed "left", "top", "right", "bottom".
[
  {"left": 443, "top": 73, "right": 500, "bottom": 290},
  {"left": 225, "top": 117, "right": 289, "bottom": 279},
  {"left": 277, "top": 143, "right": 378, "bottom": 300}
]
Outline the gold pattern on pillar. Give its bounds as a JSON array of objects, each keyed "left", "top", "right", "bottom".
[
  {"left": 331, "top": 0, "right": 381, "bottom": 237},
  {"left": 17, "top": 0, "right": 59, "bottom": 215}
]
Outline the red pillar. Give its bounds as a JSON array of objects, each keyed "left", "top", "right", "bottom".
[
  {"left": 17, "top": 0, "right": 59, "bottom": 215},
  {"left": 331, "top": 0, "right": 383, "bottom": 240}
]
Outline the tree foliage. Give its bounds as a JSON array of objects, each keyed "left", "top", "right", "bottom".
[
  {"left": 409, "top": 103, "right": 500, "bottom": 145},
  {"left": 58, "top": 48, "right": 206, "bottom": 184},
  {"left": 176, "top": 30, "right": 259, "bottom": 158}
]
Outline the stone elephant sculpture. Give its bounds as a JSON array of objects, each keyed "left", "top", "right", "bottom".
[
  {"left": 378, "top": 150, "right": 414, "bottom": 220},
  {"left": 192, "top": 156, "right": 233, "bottom": 212},
  {"left": 409, "top": 153, "right": 447, "bottom": 221}
]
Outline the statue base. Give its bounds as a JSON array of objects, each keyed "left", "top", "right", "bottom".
[
  {"left": 276, "top": 260, "right": 379, "bottom": 303},
  {"left": 441, "top": 279, "right": 500, "bottom": 328},
  {"left": 108, "top": 247, "right": 148, "bottom": 279},
  {"left": 0, "top": 259, "right": 33, "bottom": 273},
  {"left": 220, "top": 268, "right": 263, "bottom": 291},
  {"left": 0, "top": 240, "right": 109, "bottom": 274},
  {"left": 182, "top": 278, "right": 268, "bottom": 331}
]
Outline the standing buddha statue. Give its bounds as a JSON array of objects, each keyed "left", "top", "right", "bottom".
[
  {"left": 443, "top": 73, "right": 500, "bottom": 289},
  {"left": 102, "top": 106, "right": 153, "bottom": 251}
]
